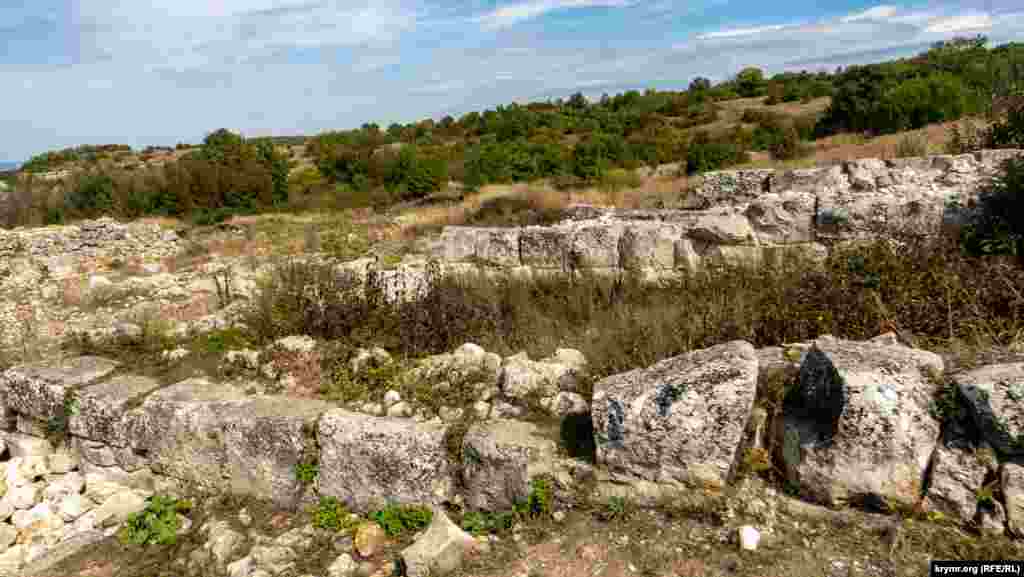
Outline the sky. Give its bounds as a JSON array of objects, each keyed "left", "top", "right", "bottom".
[{"left": 2, "top": 1, "right": 1024, "bottom": 163}]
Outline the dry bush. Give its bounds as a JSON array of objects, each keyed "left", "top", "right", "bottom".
[{"left": 244, "top": 229, "right": 1024, "bottom": 382}]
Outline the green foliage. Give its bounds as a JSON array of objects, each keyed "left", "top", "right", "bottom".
[
  {"left": 959, "top": 156, "right": 1024, "bottom": 260},
  {"left": 371, "top": 503, "right": 433, "bottom": 537},
  {"left": 118, "top": 496, "right": 192, "bottom": 546},
  {"left": 596, "top": 496, "right": 631, "bottom": 522},
  {"left": 295, "top": 460, "right": 319, "bottom": 485},
  {"left": 311, "top": 496, "right": 359, "bottom": 532},
  {"left": 522, "top": 477, "right": 553, "bottom": 519},
  {"left": 736, "top": 67, "right": 766, "bottom": 98},
  {"left": 45, "top": 391, "right": 80, "bottom": 446},
  {"left": 686, "top": 132, "right": 749, "bottom": 174},
  {"left": 190, "top": 327, "right": 253, "bottom": 355},
  {"left": 816, "top": 38, "right": 1022, "bottom": 137},
  {"left": 68, "top": 172, "right": 115, "bottom": 215}
]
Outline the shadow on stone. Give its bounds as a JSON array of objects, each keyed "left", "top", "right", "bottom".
[{"left": 560, "top": 413, "right": 596, "bottom": 462}]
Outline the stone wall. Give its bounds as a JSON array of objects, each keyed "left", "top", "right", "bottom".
[{"left": 435, "top": 150, "right": 1024, "bottom": 277}]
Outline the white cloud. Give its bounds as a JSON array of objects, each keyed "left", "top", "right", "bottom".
[
  {"left": 840, "top": 5, "right": 898, "bottom": 23},
  {"left": 476, "top": 0, "right": 634, "bottom": 30},
  {"left": 695, "top": 24, "right": 788, "bottom": 39},
  {"left": 924, "top": 13, "right": 993, "bottom": 33}
]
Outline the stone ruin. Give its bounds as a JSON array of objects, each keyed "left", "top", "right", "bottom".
[
  {"left": 1, "top": 333, "right": 1023, "bottom": 575},
  {"left": 0, "top": 150, "right": 1023, "bottom": 574},
  {"left": 434, "top": 150, "right": 1024, "bottom": 278}
]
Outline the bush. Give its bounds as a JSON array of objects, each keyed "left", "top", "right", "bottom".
[
  {"left": 768, "top": 125, "right": 811, "bottom": 161},
  {"left": 959, "top": 156, "right": 1024, "bottom": 261},
  {"left": 686, "top": 132, "right": 749, "bottom": 174},
  {"left": 245, "top": 229, "right": 1024, "bottom": 382}
]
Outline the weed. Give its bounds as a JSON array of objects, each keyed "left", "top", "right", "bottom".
[
  {"left": 371, "top": 503, "right": 433, "bottom": 537},
  {"left": 45, "top": 390, "right": 80, "bottom": 447},
  {"left": 311, "top": 496, "right": 359, "bottom": 533},
  {"left": 190, "top": 327, "right": 252, "bottom": 355},
  {"left": 118, "top": 496, "right": 192, "bottom": 546},
  {"left": 295, "top": 460, "right": 319, "bottom": 486},
  {"left": 596, "top": 496, "right": 631, "bottom": 522},
  {"left": 977, "top": 481, "right": 998, "bottom": 508}
]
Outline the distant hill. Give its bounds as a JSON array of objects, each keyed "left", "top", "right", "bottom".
[{"left": 0, "top": 162, "right": 19, "bottom": 172}]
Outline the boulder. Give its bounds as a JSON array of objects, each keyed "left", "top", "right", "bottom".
[
  {"left": 461, "top": 420, "right": 560, "bottom": 510},
  {"left": 778, "top": 336, "right": 942, "bottom": 509},
  {"left": 955, "top": 363, "right": 1024, "bottom": 458},
  {"left": 406, "top": 343, "right": 502, "bottom": 399},
  {"left": 318, "top": 409, "right": 453, "bottom": 513},
  {"left": 592, "top": 341, "right": 759, "bottom": 490},
  {"left": 401, "top": 507, "right": 479, "bottom": 577}
]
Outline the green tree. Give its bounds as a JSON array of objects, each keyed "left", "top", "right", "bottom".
[{"left": 736, "top": 67, "right": 766, "bottom": 98}]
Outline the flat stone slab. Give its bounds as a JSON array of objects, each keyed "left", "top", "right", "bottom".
[
  {"left": 0, "top": 356, "right": 119, "bottom": 421},
  {"left": 318, "top": 409, "right": 453, "bottom": 513}
]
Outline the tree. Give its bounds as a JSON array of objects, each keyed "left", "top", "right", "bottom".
[{"left": 736, "top": 67, "right": 766, "bottom": 98}]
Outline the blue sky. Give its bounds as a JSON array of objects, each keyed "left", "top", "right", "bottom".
[{"left": 2, "top": 1, "right": 1024, "bottom": 162}]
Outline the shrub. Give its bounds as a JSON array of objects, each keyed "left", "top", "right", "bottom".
[
  {"left": 959, "top": 156, "right": 1024, "bottom": 262},
  {"left": 769, "top": 125, "right": 811, "bottom": 161},
  {"left": 945, "top": 119, "right": 989, "bottom": 154},
  {"left": 686, "top": 132, "right": 749, "bottom": 174}
]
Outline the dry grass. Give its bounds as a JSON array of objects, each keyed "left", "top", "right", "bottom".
[{"left": 811, "top": 119, "right": 981, "bottom": 164}]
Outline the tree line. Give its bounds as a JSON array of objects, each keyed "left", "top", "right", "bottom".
[{"left": 6, "top": 36, "right": 1023, "bottom": 227}]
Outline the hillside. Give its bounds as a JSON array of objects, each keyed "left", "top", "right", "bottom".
[{"left": 2, "top": 37, "right": 1021, "bottom": 232}]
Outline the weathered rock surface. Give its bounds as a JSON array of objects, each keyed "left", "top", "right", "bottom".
[
  {"left": 401, "top": 507, "right": 479, "bottom": 577},
  {"left": 592, "top": 341, "right": 759, "bottom": 490},
  {"left": 461, "top": 420, "right": 560, "bottom": 510},
  {"left": 778, "top": 336, "right": 942, "bottom": 509},
  {"left": 318, "top": 410, "right": 453, "bottom": 513},
  {"left": 925, "top": 445, "right": 989, "bottom": 522},
  {"left": 955, "top": 363, "right": 1024, "bottom": 458}
]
